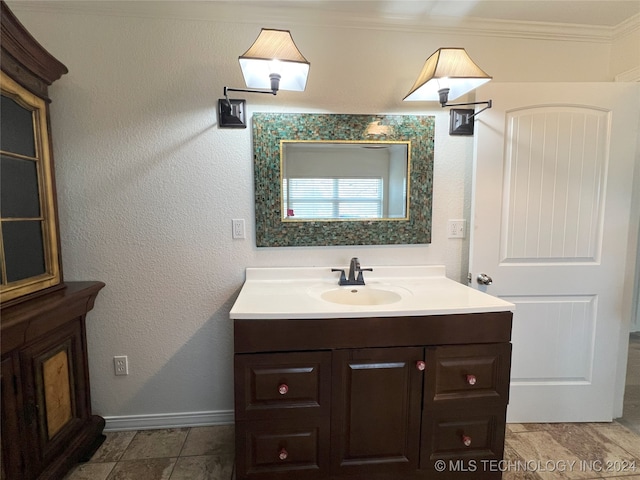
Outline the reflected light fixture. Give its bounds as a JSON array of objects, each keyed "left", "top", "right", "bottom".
[
  {"left": 403, "top": 48, "right": 492, "bottom": 135},
  {"left": 218, "top": 28, "right": 310, "bottom": 128}
]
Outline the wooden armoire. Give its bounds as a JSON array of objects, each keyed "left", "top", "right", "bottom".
[{"left": 1, "top": 2, "right": 106, "bottom": 478}]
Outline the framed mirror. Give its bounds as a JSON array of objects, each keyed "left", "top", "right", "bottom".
[{"left": 253, "top": 113, "right": 435, "bottom": 246}]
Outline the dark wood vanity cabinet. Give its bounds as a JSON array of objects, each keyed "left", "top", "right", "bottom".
[{"left": 234, "top": 312, "right": 512, "bottom": 480}]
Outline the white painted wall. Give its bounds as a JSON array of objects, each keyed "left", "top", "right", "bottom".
[{"left": 7, "top": 1, "right": 639, "bottom": 425}]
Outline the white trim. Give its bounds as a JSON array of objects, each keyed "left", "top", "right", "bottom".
[
  {"left": 8, "top": 2, "right": 626, "bottom": 43},
  {"left": 103, "top": 410, "right": 234, "bottom": 432},
  {"left": 615, "top": 66, "right": 640, "bottom": 82},
  {"left": 612, "top": 12, "right": 640, "bottom": 41}
]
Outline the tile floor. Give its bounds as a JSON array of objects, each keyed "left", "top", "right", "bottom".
[
  {"left": 63, "top": 425, "right": 235, "bottom": 480},
  {"left": 64, "top": 334, "right": 640, "bottom": 480}
]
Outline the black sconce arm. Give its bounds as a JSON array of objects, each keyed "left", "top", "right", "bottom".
[
  {"left": 223, "top": 86, "right": 277, "bottom": 98},
  {"left": 218, "top": 86, "right": 279, "bottom": 129},
  {"left": 443, "top": 99, "right": 492, "bottom": 121},
  {"left": 223, "top": 73, "right": 281, "bottom": 101}
]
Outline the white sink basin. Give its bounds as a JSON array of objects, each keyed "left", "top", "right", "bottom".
[{"left": 320, "top": 286, "right": 403, "bottom": 305}]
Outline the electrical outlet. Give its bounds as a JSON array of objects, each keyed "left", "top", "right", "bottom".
[
  {"left": 114, "top": 356, "right": 128, "bottom": 376},
  {"left": 232, "top": 218, "right": 245, "bottom": 239},
  {"left": 448, "top": 219, "right": 466, "bottom": 239}
]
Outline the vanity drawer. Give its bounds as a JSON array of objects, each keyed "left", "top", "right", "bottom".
[
  {"left": 426, "top": 343, "right": 511, "bottom": 405},
  {"left": 235, "top": 351, "right": 331, "bottom": 420},
  {"left": 420, "top": 406, "right": 506, "bottom": 478},
  {"left": 235, "top": 418, "right": 330, "bottom": 479}
]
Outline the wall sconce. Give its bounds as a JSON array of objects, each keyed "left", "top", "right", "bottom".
[
  {"left": 403, "top": 48, "right": 492, "bottom": 135},
  {"left": 218, "top": 28, "right": 310, "bottom": 128}
]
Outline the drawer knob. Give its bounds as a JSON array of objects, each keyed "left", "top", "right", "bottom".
[
  {"left": 466, "top": 374, "right": 477, "bottom": 385},
  {"left": 462, "top": 435, "right": 472, "bottom": 447},
  {"left": 278, "top": 384, "right": 289, "bottom": 395},
  {"left": 416, "top": 360, "right": 426, "bottom": 371},
  {"left": 278, "top": 448, "right": 288, "bottom": 460}
]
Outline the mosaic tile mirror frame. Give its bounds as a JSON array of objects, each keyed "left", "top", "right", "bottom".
[{"left": 253, "top": 113, "right": 435, "bottom": 247}]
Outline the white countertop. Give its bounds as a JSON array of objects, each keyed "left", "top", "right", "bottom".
[{"left": 230, "top": 265, "right": 514, "bottom": 320}]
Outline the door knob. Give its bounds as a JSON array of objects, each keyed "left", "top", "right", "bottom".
[{"left": 477, "top": 273, "right": 493, "bottom": 285}]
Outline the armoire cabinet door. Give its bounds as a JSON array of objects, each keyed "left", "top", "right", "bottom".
[
  {"left": 18, "top": 318, "right": 90, "bottom": 478},
  {"left": 0, "top": 71, "right": 62, "bottom": 304}
]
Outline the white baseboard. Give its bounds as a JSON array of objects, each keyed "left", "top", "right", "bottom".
[{"left": 103, "top": 410, "right": 234, "bottom": 432}]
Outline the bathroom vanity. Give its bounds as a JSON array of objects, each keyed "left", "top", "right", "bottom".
[{"left": 231, "top": 266, "right": 514, "bottom": 480}]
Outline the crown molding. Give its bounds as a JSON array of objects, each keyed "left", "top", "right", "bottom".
[
  {"left": 612, "top": 12, "right": 640, "bottom": 40},
  {"left": 615, "top": 66, "right": 640, "bottom": 82},
  {"left": 7, "top": 0, "right": 629, "bottom": 44}
]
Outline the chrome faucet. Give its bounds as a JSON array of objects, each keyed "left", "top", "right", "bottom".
[{"left": 331, "top": 257, "right": 373, "bottom": 286}]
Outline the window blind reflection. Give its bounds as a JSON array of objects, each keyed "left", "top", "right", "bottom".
[{"left": 284, "top": 178, "right": 383, "bottom": 219}]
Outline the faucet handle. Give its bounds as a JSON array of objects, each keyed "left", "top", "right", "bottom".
[
  {"left": 331, "top": 268, "right": 347, "bottom": 285},
  {"left": 355, "top": 267, "right": 373, "bottom": 283}
]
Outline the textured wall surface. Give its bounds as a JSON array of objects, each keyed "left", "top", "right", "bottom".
[{"left": 7, "top": 1, "right": 637, "bottom": 422}]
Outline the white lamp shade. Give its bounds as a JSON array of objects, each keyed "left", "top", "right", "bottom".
[
  {"left": 403, "top": 48, "right": 491, "bottom": 102},
  {"left": 239, "top": 29, "right": 310, "bottom": 91}
]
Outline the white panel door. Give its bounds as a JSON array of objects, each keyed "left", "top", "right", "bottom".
[{"left": 469, "top": 83, "right": 639, "bottom": 422}]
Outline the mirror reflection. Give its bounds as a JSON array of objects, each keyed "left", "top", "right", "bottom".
[
  {"left": 252, "top": 113, "right": 434, "bottom": 247},
  {"left": 281, "top": 141, "right": 410, "bottom": 221}
]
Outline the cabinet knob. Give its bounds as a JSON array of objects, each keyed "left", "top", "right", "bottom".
[
  {"left": 462, "top": 435, "right": 472, "bottom": 447},
  {"left": 466, "top": 374, "right": 477, "bottom": 385},
  {"left": 416, "top": 361, "right": 426, "bottom": 371},
  {"left": 278, "top": 384, "right": 289, "bottom": 395},
  {"left": 278, "top": 448, "right": 288, "bottom": 460}
]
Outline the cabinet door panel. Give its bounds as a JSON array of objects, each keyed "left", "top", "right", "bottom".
[
  {"left": 18, "top": 318, "right": 89, "bottom": 476},
  {"left": 41, "top": 349, "right": 73, "bottom": 438},
  {"left": 331, "top": 347, "right": 423, "bottom": 475},
  {"left": 0, "top": 70, "right": 62, "bottom": 304}
]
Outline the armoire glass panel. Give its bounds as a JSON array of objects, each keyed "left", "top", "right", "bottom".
[
  {"left": 2, "top": 220, "right": 46, "bottom": 282},
  {"left": 0, "top": 94, "right": 36, "bottom": 157},
  {"left": 1, "top": 155, "right": 41, "bottom": 218}
]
